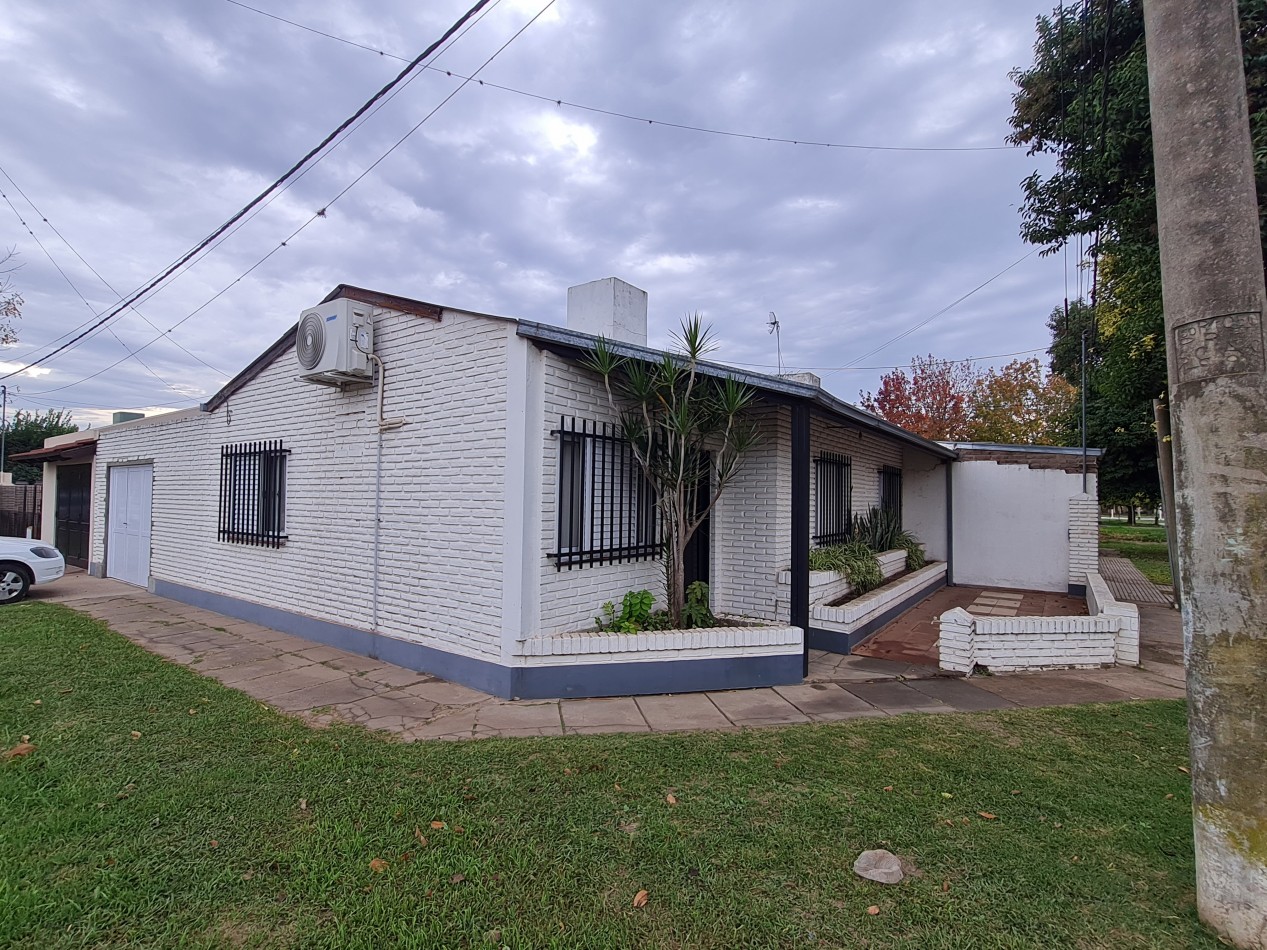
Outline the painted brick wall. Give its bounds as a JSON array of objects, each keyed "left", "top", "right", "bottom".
[
  {"left": 810, "top": 414, "right": 902, "bottom": 522},
  {"left": 1067, "top": 492, "right": 1100, "bottom": 589},
  {"left": 91, "top": 308, "right": 513, "bottom": 659},
  {"left": 711, "top": 405, "right": 790, "bottom": 621},
  {"left": 536, "top": 352, "right": 664, "bottom": 634}
]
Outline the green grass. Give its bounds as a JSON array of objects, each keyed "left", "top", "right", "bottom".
[
  {"left": 1100, "top": 523, "right": 1173, "bottom": 586},
  {"left": 1, "top": 603, "right": 1213, "bottom": 949}
]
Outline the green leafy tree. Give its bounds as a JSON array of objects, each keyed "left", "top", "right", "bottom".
[
  {"left": 587, "top": 317, "right": 759, "bottom": 627},
  {"left": 1007, "top": 0, "right": 1267, "bottom": 510},
  {"left": 3, "top": 409, "right": 78, "bottom": 484}
]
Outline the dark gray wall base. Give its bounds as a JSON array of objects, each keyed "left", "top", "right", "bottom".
[
  {"left": 807, "top": 574, "right": 948, "bottom": 655},
  {"left": 151, "top": 579, "right": 804, "bottom": 700},
  {"left": 510, "top": 653, "right": 804, "bottom": 700},
  {"left": 1068, "top": 583, "right": 1087, "bottom": 597},
  {"left": 89, "top": 562, "right": 105, "bottom": 578}
]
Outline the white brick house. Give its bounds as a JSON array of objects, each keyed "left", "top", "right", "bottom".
[{"left": 67, "top": 279, "right": 1099, "bottom": 699}]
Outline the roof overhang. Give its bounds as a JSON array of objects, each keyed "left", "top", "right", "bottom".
[
  {"left": 515, "top": 321, "right": 958, "bottom": 461},
  {"left": 8, "top": 436, "right": 98, "bottom": 463}
]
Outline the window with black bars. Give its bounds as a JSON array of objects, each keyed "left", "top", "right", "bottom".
[
  {"left": 880, "top": 465, "right": 903, "bottom": 524},
  {"left": 219, "top": 440, "right": 289, "bottom": 547},
  {"left": 814, "top": 452, "right": 853, "bottom": 545},
  {"left": 552, "top": 416, "right": 660, "bottom": 569}
]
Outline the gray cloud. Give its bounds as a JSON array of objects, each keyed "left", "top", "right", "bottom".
[{"left": 1, "top": 0, "right": 1064, "bottom": 428}]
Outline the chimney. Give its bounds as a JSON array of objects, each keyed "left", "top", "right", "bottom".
[
  {"left": 112, "top": 411, "right": 145, "bottom": 425},
  {"left": 781, "top": 371, "right": 821, "bottom": 388},
  {"left": 566, "top": 277, "right": 648, "bottom": 346}
]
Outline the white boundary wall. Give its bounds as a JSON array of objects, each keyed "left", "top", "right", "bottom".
[
  {"left": 938, "top": 570, "right": 1139, "bottom": 673},
  {"left": 951, "top": 458, "right": 1098, "bottom": 592}
]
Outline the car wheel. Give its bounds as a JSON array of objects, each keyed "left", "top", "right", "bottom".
[{"left": 0, "top": 564, "right": 31, "bottom": 605}]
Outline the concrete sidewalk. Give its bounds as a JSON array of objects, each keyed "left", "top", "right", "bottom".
[{"left": 30, "top": 572, "right": 1187, "bottom": 741}]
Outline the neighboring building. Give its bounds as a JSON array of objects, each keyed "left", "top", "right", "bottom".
[{"left": 22, "top": 278, "right": 1100, "bottom": 699}]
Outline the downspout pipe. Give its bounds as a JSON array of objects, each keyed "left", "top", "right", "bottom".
[
  {"left": 945, "top": 459, "right": 954, "bottom": 587},
  {"left": 367, "top": 353, "right": 406, "bottom": 633}
]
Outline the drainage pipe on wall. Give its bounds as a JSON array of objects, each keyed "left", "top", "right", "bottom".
[{"left": 366, "top": 350, "right": 406, "bottom": 633}]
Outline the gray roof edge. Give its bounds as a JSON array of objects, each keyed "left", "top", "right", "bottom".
[
  {"left": 516, "top": 321, "right": 958, "bottom": 460},
  {"left": 943, "top": 441, "right": 1104, "bottom": 458}
]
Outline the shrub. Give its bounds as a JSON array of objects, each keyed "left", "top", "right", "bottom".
[
  {"left": 896, "top": 530, "right": 926, "bottom": 571},
  {"left": 595, "top": 586, "right": 715, "bottom": 632},
  {"left": 807, "top": 540, "right": 884, "bottom": 595}
]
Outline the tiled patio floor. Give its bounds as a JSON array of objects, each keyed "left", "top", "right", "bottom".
[
  {"left": 851, "top": 585, "right": 1088, "bottom": 666},
  {"left": 29, "top": 572, "right": 1185, "bottom": 741}
]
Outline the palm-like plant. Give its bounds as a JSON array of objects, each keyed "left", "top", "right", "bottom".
[{"left": 586, "top": 316, "right": 759, "bottom": 627}]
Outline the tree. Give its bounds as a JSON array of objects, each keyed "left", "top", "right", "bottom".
[
  {"left": 587, "top": 317, "right": 758, "bottom": 627},
  {"left": 858, "top": 355, "right": 977, "bottom": 441},
  {"left": 969, "top": 358, "right": 1077, "bottom": 444},
  {"left": 859, "top": 355, "right": 1074, "bottom": 444},
  {"left": 2, "top": 410, "right": 78, "bottom": 484},
  {"left": 1009, "top": 0, "right": 1267, "bottom": 514},
  {"left": 1, "top": 248, "right": 21, "bottom": 345}
]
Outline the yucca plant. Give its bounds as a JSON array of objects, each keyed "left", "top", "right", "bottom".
[{"left": 586, "top": 316, "right": 759, "bottom": 627}]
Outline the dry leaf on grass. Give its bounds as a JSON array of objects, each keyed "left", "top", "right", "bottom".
[
  {"left": 665, "top": 794, "right": 678, "bottom": 806},
  {"left": 129, "top": 731, "right": 141, "bottom": 740},
  {"left": 2, "top": 742, "right": 36, "bottom": 760},
  {"left": 369, "top": 858, "right": 389, "bottom": 873},
  {"left": 450, "top": 873, "right": 466, "bottom": 884},
  {"left": 978, "top": 812, "right": 997, "bottom": 820},
  {"left": 866, "top": 905, "right": 880, "bottom": 916},
  {"left": 32, "top": 699, "right": 42, "bottom": 706},
  {"left": 882, "top": 786, "right": 894, "bottom": 792},
  {"left": 298, "top": 799, "right": 309, "bottom": 812},
  {"left": 430, "top": 820, "right": 446, "bottom": 830},
  {"left": 209, "top": 840, "right": 219, "bottom": 849},
  {"left": 632, "top": 889, "right": 649, "bottom": 908},
  {"left": 414, "top": 827, "right": 429, "bottom": 846},
  {"left": 1177, "top": 766, "right": 1190, "bottom": 774}
]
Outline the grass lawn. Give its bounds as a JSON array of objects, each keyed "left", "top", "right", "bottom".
[
  {"left": 1, "top": 603, "right": 1213, "bottom": 949},
  {"left": 1100, "top": 522, "right": 1173, "bottom": 587}
]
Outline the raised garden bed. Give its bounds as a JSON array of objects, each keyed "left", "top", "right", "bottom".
[{"left": 807, "top": 561, "right": 948, "bottom": 654}]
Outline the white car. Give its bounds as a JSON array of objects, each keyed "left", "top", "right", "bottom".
[{"left": 0, "top": 537, "right": 66, "bottom": 605}]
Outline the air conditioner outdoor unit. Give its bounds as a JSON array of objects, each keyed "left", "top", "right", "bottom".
[{"left": 295, "top": 298, "right": 374, "bottom": 385}]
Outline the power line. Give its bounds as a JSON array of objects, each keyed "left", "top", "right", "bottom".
[
  {"left": 820, "top": 248, "right": 1040, "bottom": 380},
  {"left": 0, "top": 185, "right": 204, "bottom": 404},
  {"left": 19, "top": 0, "right": 557, "bottom": 399},
  {"left": 1, "top": 0, "right": 498, "bottom": 381},
  {"left": 721, "top": 345, "right": 1049, "bottom": 373},
  {"left": 222, "top": 0, "right": 1024, "bottom": 154},
  {"left": 0, "top": 164, "right": 230, "bottom": 378}
]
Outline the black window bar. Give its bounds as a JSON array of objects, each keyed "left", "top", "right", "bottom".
[
  {"left": 551, "top": 416, "right": 660, "bottom": 570},
  {"left": 814, "top": 452, "right": 853, "bottom": 546},
  {"left": 219, "top": 440, "right": 290, "bottom": 547},
  {"left": 880, "top": 464, "right": 903, "bottom": 524}
]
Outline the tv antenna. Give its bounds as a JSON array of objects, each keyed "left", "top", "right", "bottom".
[{"left": 767, "top": 311, "right": 783, "bottom": 375}]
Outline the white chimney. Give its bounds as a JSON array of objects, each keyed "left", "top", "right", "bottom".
[{"left": 566, "top": 277, "right": 648, "bottom": 346}]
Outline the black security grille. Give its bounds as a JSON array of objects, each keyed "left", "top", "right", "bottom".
[
  {"left": 880, "top": 464, "right": 903, "bottom": 524},
  {"left": 814, "top": 452, "right": 853, "bottom": 545},
  {"left": 219, "top": 440, "right": 289, "bottom": 547},
  {"left": 551, "top": 416, "right": 660, "bottom": 569}
]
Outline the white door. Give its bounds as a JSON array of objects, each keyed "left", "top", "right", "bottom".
[{"left": 107, "top": 464, "right": 153, "bottom": 587}]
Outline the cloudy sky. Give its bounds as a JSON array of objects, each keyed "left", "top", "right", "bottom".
[{"left": 0, "top": 0, "right": 1068, "bottom": 428}]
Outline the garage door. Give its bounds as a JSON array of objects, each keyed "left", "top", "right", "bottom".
[{"left": 107, "top": 464, "right": 152, "bottom": 587}]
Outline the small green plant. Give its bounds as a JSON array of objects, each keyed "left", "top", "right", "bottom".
[
  {"left": 852, "top": 506, "right": 903, "bottom": 553},
  {"left": 807, "top": 540, "right": 884, "bottom": 595},
  {"left": 896, "top": 530, "right": 926, "bottom": 571},
  {"left": 595, "top": 589, "right": 655, "bottom": 633},
  {"left": 683, "top": 581, "right": 717, "bottom": 629}
]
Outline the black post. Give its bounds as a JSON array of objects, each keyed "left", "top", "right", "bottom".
[{"left": 790, "top": 402, "right": 811, "bottom": 677}]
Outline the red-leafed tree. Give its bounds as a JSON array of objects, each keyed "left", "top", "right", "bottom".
[
  {"left": 860, "top": 355, "right": 1076, "bottom": 444},
  {"left": 858, "top": 355, "right": 977, "bottom": 440}
]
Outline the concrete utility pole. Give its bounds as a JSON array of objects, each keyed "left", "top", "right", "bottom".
[{"left": 1143, "top": 1, "right": 1267, "bottom": 946}]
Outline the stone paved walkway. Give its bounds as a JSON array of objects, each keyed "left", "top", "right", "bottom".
[
  {"left": 1100, "top": 555, "right": 1173, "bottom": 605},
  {"left": 30, "top": 572, "right": 1187, "bottom": 741}
]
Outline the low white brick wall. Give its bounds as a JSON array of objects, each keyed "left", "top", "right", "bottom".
[
  {"left": 775, "top": 548, "right": 909, "bottom": 615},
  {"left": 513, "top": 624, "right": 802, "bottom": 667},
  {"left": 938, "top": 571, "right": 1140, "bottom": 673},
  {"left": 812, "top": 561, "right": 947, "bottom": 633}
]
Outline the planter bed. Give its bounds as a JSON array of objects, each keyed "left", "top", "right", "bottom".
[
  {"left": 807, "top": 561, "right": 948, "bottom": 654},
  {"left": 509, "top": 623, "right": 804, "bottom": 698}
]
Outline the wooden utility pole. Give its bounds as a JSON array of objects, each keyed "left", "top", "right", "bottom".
[{"left": 1143, "top": 1, "right": 1267, "bottom": 946}]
